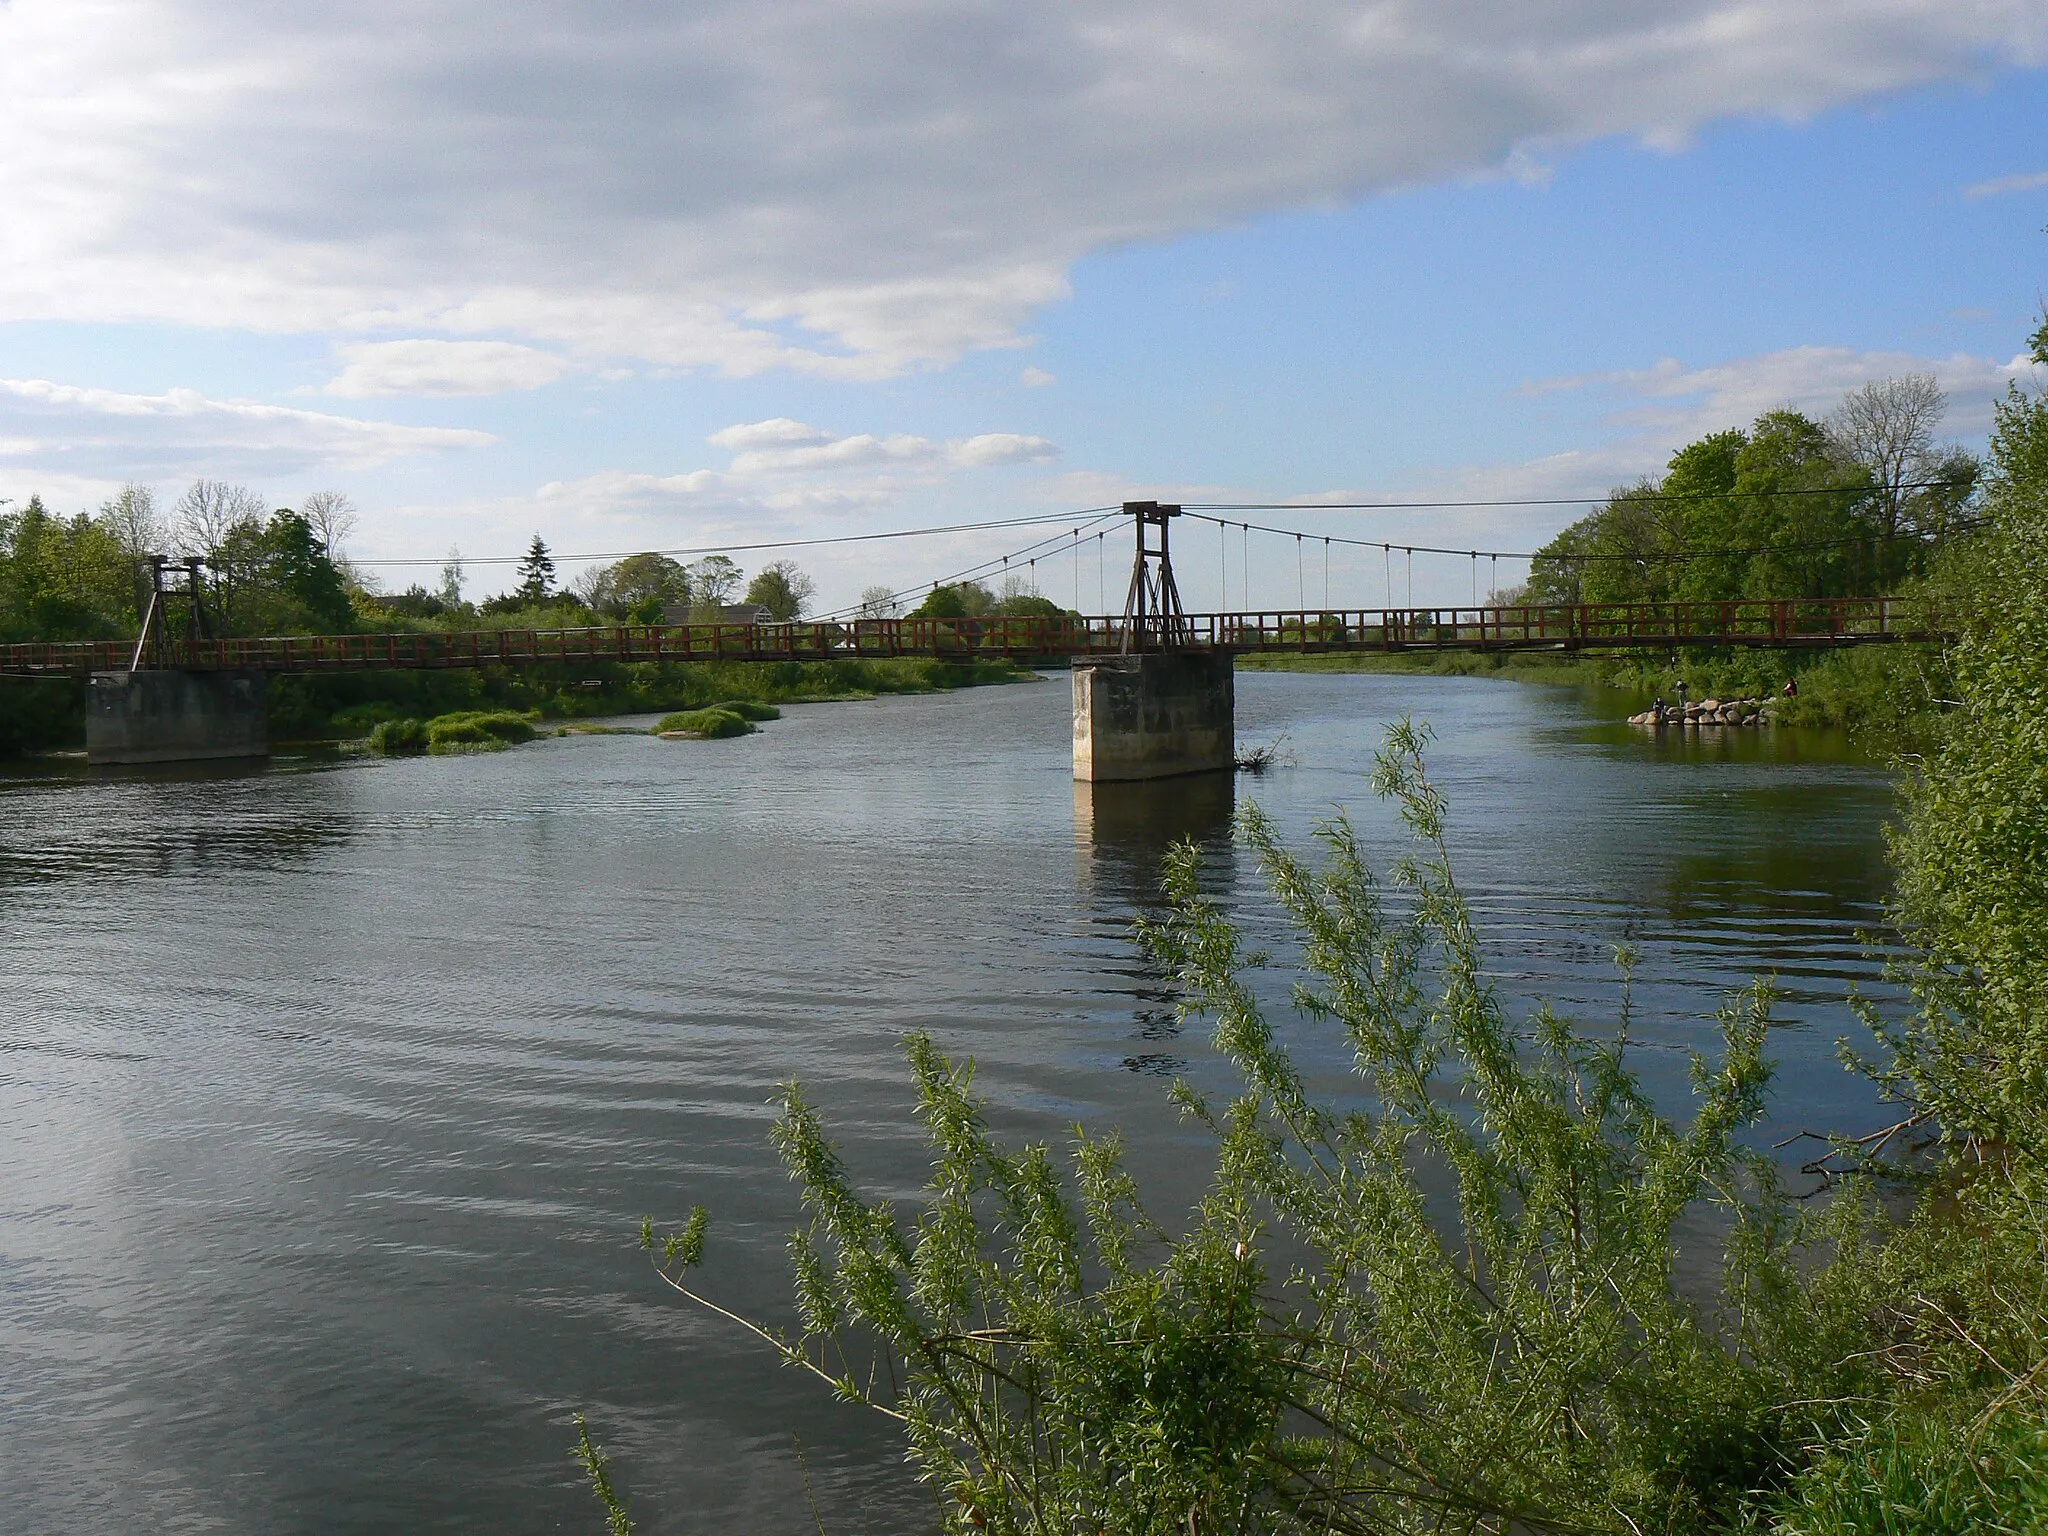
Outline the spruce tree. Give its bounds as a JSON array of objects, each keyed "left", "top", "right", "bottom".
[{"left": 514, "top": 534, "right": 555, "bottom": 604}]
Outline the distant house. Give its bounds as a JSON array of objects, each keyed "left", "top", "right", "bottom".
[{"left": 661, "top": 601, "right": 774, "bottom": 625}]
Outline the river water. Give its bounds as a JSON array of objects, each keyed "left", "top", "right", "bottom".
[{"left": 0, "top": 670, "right": 1902, "bottom": 1534}]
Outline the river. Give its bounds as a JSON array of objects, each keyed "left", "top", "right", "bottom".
[{"left": 0, "top": 669, "right": 1901, "bottom": 1533}]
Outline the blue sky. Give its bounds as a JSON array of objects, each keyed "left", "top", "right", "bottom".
[{"left": 0, "top": 2, "right": 2043, "bottom": 609}]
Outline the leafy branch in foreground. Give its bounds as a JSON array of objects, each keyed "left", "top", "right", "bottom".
[{"left": 638, "top": 721, "right": 1860, "bottom": 1535}]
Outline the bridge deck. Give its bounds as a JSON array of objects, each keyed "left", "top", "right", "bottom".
[{"left": 0, "top": 598, "right": 1938, "bottom": 677}]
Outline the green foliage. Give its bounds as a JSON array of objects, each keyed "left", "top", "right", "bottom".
[
  {"left": 911, "top": 581, "right": 995, "bottom": 619},
  {"left": 581, "top": 552, "right": 691, "bottom": 619},
  {"left": 0, "top": 495, "right": 140, "bottom": 643},
  {"left": 711, "top": 698, "right": 781, "bottom": 721},
  {"left": 990, "top": 591, "right": 1069, "bottom": 618},
  {"left": 1527, "top": 395, "right": 1977, "bottom": 608},
  {"left": 514, "top": 535, "right": 556, "bottom": 605},
  {"left": 199, "top": 504, "right": 358, "bottom": 637},
  {"left": 648, "top": 722, "right": 1850, "bottom": 1535},
  {"left": 365, "top": 717, "right": 429, "bottom": 755},
  {"left": 1875, "top": 381, "right": 2048, "bottom": 1154},
  {"left": 743, "top": 559, "right": 816, "bottom": 621},
  {"left": 422, "top": 709, "right": 539, "bottom": 753},
  {"left": 655, "top": 707, "right": 755, "bottom": 738},
  {"left": 572, "top": 1416, "right": 638, "bottom": 1536},
  {"left": 1758, "top": 1403, "right": 2048, "bottom": 1535}
]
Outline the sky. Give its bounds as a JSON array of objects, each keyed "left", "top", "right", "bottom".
[{"left": 1, "top": 0, "right": 2045, "bottom": 610}]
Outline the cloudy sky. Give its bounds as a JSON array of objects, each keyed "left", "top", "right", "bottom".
[{"left": 1, "top": 0, "right": 2045, "bottom": 607}]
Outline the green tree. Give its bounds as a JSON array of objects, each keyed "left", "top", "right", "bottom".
[
  {"left": 742, "top": 558, "right": 816, "bottom": 620},
  {"left": 265, "top": 509, "right": 355, "bottom": 633},
  {"left": 687, "top": 554, "right": 742, "bottom": 606},
  {"left": 0, "top": 495, "right": 137, "bottom": 642},
  {"left": 1876, "top": 375, "right": 2048, "bottom": 1152},
  {"left": 910, "top": 580, "right": 994, "bottom": 619},
  {"left": 580, "top": 552, "right": 690, "bottom": 621},
  {"left": 515, "top": 535, "right": 556, "bottom": 604}
]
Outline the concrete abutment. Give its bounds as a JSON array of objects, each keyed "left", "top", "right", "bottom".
[
  {"left": 1071, "top": 652, "right": 1234, "bottom": 782},
  {"left": 86, "top": 670, "right": 269, "bottom": 766}
]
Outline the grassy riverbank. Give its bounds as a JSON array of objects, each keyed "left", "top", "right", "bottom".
[
  {"left": 0, "top": 656, "right": 1035, "bottom": 754},
  {"left": 1238, "top": 642, "right": 1946, "bottom": 739}
]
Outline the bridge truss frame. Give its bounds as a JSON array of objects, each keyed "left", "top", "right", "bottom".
[{"left": 0, "top": 597, "right": 1941, "bottom": 677}]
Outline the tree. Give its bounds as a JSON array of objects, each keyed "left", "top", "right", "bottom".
[
  {"left": 99, "top": 483, "right": 162, "bottom": 560},
  {"left": 578, "top": 552, "right": 691, "bottom": 620},
  {"left": 910, "top": 580, "right": 994, "bottom": 619},
  {"left": 0, "top": 495, "right": 136, "bottom": 642},
  {"left": 515, "top": 535, "right": 556, "bottom": 604},
  {"left": 263, "top": 509, "right": 355, "bottom": 633},
  {"left": 687, "top": 554, "right": 742, "bottom": 606},
  {"left": 1828, "top": 374, "right": 1945, "bottom": 545},
  {"left": 299, "top": 490, "right": 359, "bottom": 558},
  {"left": 173, "top": 480, "right": 265, "bottom": 561},
  {"left": 742, "top": 559, "right": 815, "bottom": 621},
  {"left": 438, "top": 547, "right": 465, "bottom": 608},
  {"left": 857, "top": 585, "right": 902, "bottom": 619}
]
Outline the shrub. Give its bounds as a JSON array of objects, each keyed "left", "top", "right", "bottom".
[
  {"left": 366, "top": 717, "right": 428, "bottom": 754},
  {"left": 643, "top": 722, "right": 1830, "bottom": 1536},
  {"left": 711, "top": 698, "right": 781, "bottom": 721},
  {"left": 655, "top": 707, "right": 755, "bottom": 739},
  {"left": 423, "top": 709, "right": 537, "bottom": 754}
]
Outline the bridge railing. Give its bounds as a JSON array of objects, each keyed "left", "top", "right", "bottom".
[{"left": 0, "top": 598, "right": 1943, "bottom": 677}]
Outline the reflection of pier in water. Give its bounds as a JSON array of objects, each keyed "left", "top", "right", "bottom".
[{"left": 1074, "top": 773, "right": 1239, "bottom": 1077}]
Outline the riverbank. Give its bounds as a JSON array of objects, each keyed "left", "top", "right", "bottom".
[
  {"left": 0, "top": 655, "right": 1038, "bottom": 756},
  {"left": 1237, "top": 642, "right": 1945, "bottom": 741}
]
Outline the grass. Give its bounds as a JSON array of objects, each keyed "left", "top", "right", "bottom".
[
  {"left": 366, "top": 709, "right": 538, "bottom": 756},
  {"left": 1753, "top": 1407, "right": 2048, "bottom": 1535},
  {"left": 710, "top": 698, "right": 781, "bottom": 721},
  {"left": 655, "top": 707, "right": 755, "bottom": 739}
]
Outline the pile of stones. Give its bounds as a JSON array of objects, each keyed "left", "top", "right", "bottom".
[{"left": 1627, "top": 696, "right": 1772, "bottom": 729}]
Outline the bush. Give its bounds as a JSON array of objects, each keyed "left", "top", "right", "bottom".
[
  {"left": 366, "top": 717, "right": 428, "bottom": 755},
  {"left": 711, "top": 698, "right": 781, "bottom": 721},
  {"left": 642, "top": 722, "right": 1835, "bottom": 1535},
  {"left": 655, "top": 707, "right": 754, "bottom": 739},
  {"left": 423, "top": 709, "right": 537, "bottom": 754}
]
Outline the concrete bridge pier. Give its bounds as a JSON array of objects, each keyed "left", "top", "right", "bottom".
[
  {"left": 1072, "top": 652, "right": 1234, "bottom": 782},
  {"left": 86, "top": 670, "right": 269, "bottom": 766}
]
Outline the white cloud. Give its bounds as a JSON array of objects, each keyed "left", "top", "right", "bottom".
[
  {"left": 1563, "top": 345, "right": 2044, "bottom": 442},
  {"left": 707, "top": 419, "right": 1057, "bottom": 475},
  {"left": 705, "top": 418, "right": 833, "bottom": 452},
  {"left": 0, "top": 377, "right": 495, "bottom": 487},
  {"left": 0, "top": 1, "right": 2039, "bottom": 375},
  {"left": 1020, "top": 367, "right": 1057, "bottom": 388},
  {"left": 1282, "top": 343, "right": 2048, "bottom": 534},
  {"left": 1965, "top": 168, "right": 2048, "bottom": 197},
  {"left": 327, "top": 339, "right": 576, "bottom": 397}
]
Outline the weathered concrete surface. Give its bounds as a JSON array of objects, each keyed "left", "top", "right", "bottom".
[
  {"left": 1072, "top": 652, "right": 1234, "bottom": 782},
  {"left": 86, "top": 670, "right": 268, "bottom": 765}
]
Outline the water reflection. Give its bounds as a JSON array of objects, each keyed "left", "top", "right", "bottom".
[{"left": 1073, "top": 771, "right": 1236, "bottom": 894}]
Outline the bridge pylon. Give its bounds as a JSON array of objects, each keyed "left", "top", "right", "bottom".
[
  {"left": 87, "top": 553, "right": 266, "bottom": 766},
  {"left": 130, "top": 555, "right": 214, "bottom": 672},
  {"left": 1117, "top": 501, "right": 1191, "bottom": 653},
  {"left": 1075, "top": 501, "right": 1233, "bottom": 781}
]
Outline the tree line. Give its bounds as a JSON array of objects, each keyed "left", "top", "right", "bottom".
[
  {"left": 0, "top": 481, "right": 358, "bottom": 645},
  {"left": 1520, "top": 374, "right": 1980, "bottom": 607}
]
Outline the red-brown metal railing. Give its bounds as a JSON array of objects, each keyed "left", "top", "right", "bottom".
[{"left": 0, "top": 598, "right": 1942, "bottom": 677}]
